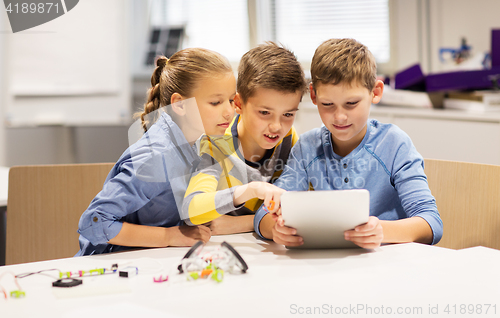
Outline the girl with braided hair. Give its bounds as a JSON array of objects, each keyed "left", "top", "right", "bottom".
[{"left": 76, "top": 48, "right": 236, "bottom": 255}]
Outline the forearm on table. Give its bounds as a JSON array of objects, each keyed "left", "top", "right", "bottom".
[
  {"left": 107, "top": 222, "right": 170, "bottom": 247},
  {"left": 380, "top": 217, "right": 433, "bottom": 244},
  {"left": 230, "top": 215, "right": 255, "bottom": 233}
]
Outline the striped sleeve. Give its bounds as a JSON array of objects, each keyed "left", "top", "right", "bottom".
[{"left": 182, "top": 137, "right": 243, "bottom": 225}]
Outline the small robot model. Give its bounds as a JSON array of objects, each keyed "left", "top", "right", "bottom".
[{"left": 177, "top": 241, "right": 248, "bottom": 283}]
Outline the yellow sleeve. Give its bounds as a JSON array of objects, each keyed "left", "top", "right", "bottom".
[
  {"left": 182, "top": 136, "right": 243, "bottom": 225},
  {"left": 184, "top": 171, "right": 221, "bottom": 225}
]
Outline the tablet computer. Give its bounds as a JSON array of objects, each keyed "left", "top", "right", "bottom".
[{"left": 281, "top": 189, "right": 370, "bottom": 249}]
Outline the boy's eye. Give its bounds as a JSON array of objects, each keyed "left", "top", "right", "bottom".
[
  {"left": 284, "top": 113, "right": 294, "bottom": 118},
  {"left": 259, "top": 111, "right": 270, "bottom": 115},
  {"left": 210, "top": 101, "right": 221, "bottom": 106},
  {"left": 346, "top": 101, "right": 359, "bottom": 107},
  {"left": 321, "top": 103, "right": 333, "bottom": 107}
]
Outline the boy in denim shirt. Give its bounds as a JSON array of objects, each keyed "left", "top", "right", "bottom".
[{"left": 255, "top": 38, "right": 443, "bottom": 249}]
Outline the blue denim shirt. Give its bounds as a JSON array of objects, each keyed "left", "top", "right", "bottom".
[
  {"left": 254, "top": 119, "right": 443, "bottom": 245},
  {"left": 76, "top": 112, "right": 199, "bottom": 255}
]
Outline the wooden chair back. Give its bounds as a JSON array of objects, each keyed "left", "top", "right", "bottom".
[
  {"left": 425, "top": 159, "right": 500, "bottom": 250},
  {"left": 6, "top": 163, "right": 114, "bottom": 265}
]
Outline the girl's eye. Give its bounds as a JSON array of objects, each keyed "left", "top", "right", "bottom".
[
  {"left": 284, "top": 113, "right": 294, "bottom": 118},
  {"left": 259, "top": 111, "right": 270, "bottom": 115}
]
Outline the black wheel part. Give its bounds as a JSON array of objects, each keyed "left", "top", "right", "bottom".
[
  {"left": 221, "top": 241, "right": 248, "bottom": 273},
  {"left": 177, "top": 240, "right": 205, "bottom": 273}
]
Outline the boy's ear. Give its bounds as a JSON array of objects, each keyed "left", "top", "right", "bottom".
[
  {"left": 371, "top": 80, "right": 384, "bottom": 104},
  {"left": 170, "top": 93, "right": 186, "bottom": 116},
  {"left": 234, "top": 93, "right": 243, "bottom": 114},
  {"left": 309, "top": 83, "right": 317, "bottom": 105}
]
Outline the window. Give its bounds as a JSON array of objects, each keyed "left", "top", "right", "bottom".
[
  {"left": 148, "top": 0, "right": 250, "bottom": 63},
  {"left": 255, "top": 0, "right": 390, "bottom": 67},
  {"left": 143, "top": 0, "right": 392, "bottom": 71}
]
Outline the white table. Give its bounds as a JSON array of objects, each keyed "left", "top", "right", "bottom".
[{"left": 1, "top": 233, "right": 499, "bottom": 318}]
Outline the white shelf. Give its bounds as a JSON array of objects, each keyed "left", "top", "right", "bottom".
[{"left": 371, "top": 105, "right": 500, "bottom": 123}]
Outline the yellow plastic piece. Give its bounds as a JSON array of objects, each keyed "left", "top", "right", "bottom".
[
  {"left": 10, "top": 290, "right": 25, "bottom": 298},
  {"left": 212, "top": 269, "right": 224, "bottom": 283},
  {"left": 188, "top": 272, "right": 199, "bottom": 281}
]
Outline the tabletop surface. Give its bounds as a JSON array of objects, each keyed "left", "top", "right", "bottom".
[{"left": 1, "top": 233, "right": 499, "bottom": 318}]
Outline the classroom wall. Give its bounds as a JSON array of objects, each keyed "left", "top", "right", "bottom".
[
  {"left": 0, "top": 0, "right": 132, "bottom": 167},
  {"left": 1, "top": 0, "right": 500, "bottom": 167},
  {"left": 0, "top": 8, "right": 6, "bottom": 166},
  {"left": 393, "top": 0, "right": 421, "bottom": 72}
]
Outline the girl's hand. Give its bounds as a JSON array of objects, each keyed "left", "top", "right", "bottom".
[
  {"left": 247, "top": 181, "right": 285, "bottom": 214},
  {"left": 165, "top": 225, "right": 211, "bottom": 247},
  {"left": 344, "top": 216, "right": 383, "bottom": 249}
]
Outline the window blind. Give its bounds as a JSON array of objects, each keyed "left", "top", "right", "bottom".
[{"left": 272, "top": 0, "right": 390, "bottom": 63}]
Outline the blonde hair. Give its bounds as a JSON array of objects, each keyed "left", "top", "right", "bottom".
[
  {"left": 137, "top": 48, "right": 232, "bottom": 131},
  {"left": 237, "top": 42, "right": 306, "bottom": 104},
  {"left": 311, "top": 38, "right": 377, "bottom": 91}
]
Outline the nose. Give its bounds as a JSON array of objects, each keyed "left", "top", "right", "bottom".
[
  {"left": 333, "top": 108, "right": 348, "bottom": 123},
  {"left": 223, "top": 100, "right": 234, "bottom": 120},
  {"left": 269, "top": 117, "right": 282, "bottom": 133}
]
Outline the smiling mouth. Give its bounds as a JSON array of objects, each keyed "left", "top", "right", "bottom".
[
  {"left": 333, "top": 124, "right": 351, "bottom": 129},
  {"left": 264, "top": 133, "right": 279, "bottom": 140}
]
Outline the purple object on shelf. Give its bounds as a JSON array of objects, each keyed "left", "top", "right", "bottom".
[
  {"left": 394, "top": 64, "right": 426, "bottom": 89},
  {"left": 493, "top": 29, "right": 500, "bottom": 67},
  {"left": 425, "top": 67, "right": 500, "bottom": 92}
]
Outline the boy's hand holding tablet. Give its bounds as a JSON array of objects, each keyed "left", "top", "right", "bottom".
[
  {"left": 260, "top": 192, "right": 304, "bottom": 247},
  {"left": 272, "top": 215, "right": 305, "bottom": 247},
  {"left": 273, "top": 215, "right": 383, "bottom": 249},
  {"left": 262, "top": 197, "right": 306, "bottom": 248},
  {"left": 343, "top": 217, "right": 383, "bottom": 249},
  {"left": 264, "top": 189, "right": 382, "bottom": 249}
]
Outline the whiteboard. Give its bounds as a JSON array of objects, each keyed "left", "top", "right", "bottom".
[{"left": 6, "top": 0, "right": 131, "bottom": 126}]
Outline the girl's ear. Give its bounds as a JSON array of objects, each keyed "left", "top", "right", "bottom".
[
  {"left": 371, "top": 80, "right": 384, "bottom": 104},
  {"left": 234, "top": 93, "right": 243, "bottom": 115},
  {"left": 309, "top": 83, "right": 317, "bottom": 105},
  {"left": 170, "top": 93, "right": 186, "bottom": 116}
]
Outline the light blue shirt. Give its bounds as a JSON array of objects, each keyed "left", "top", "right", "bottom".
[
  {"left": 76, "top": 112, "right": 199, "bottom": 255},
  {"left": 254, "top": 119, "right": 443, "bottom": 245}
]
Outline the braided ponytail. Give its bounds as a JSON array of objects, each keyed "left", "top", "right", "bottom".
[
  {"left": 138, "top": 56, "right": 169, "bottom": 131},
  {"left": 135, "top": 48, "right": 232, "bottom": 132}
]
